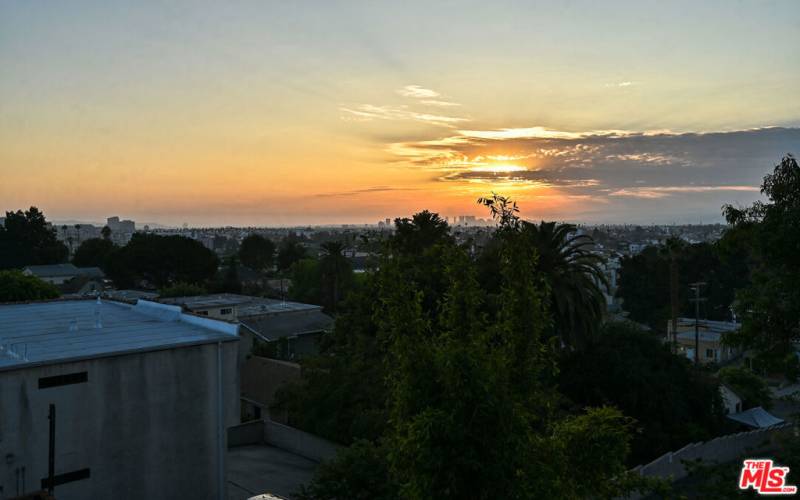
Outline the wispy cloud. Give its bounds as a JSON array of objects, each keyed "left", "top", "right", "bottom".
[
  {"left": 340, "top": 104, "right": 468, "bottom": 127},
  {"left": 397, "top": 85, "right": 440, "bottom": 98},
  {"left": 420, "top": 99, "right": 461, "bottom": 107},
  {"left": 609, "top": 185, "right": 760, "bottom": 199},
  {"left": 605, "top": 81, "right": 639, "bottom": 88},
  {"left": 316, "top": 186, "right": 419, "bottom": 198}
]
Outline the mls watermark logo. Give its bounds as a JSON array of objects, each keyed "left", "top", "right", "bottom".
[{"left": 739, "top": 459, "right": 797, "bottom": 495}]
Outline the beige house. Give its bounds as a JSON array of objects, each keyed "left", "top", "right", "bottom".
[{"left": 667, "top": 318, "right": 740, "bottom": 364}]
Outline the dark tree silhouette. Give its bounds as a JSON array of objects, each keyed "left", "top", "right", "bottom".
[
  {"left": 0, "top": 207, "right": 68, "bottom": 269},
  {"left": 239, "top": 234, "right": 275, "bottom": 271}
]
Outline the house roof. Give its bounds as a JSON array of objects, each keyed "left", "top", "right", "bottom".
[
  {"left": 23, "top": 263, "right": 80, "bottom": 277},
  {"left": 241, "top": 310, "right": 333, "bottom": 342},
  {"left": 159, "top": 293, "right": 321, "bottom": 316},
  {"left": 726, "top": 406, "right": 784, "bottom": 429},
  {"left": 0, "top": 299, "right": 238, "bottom": 372}
]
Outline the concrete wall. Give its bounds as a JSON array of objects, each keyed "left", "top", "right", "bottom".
[
  {"left": 0, "top": 342, "right": 239, "bottom": 500},
  {"left": 263, "top": 420, "right": 340, "bottom": 463},
  {"left": 240, "top": 356, "right": 301, "bottom": 422},
  {"left": 227, "top": 419, "right": 340, "bottom": 463}
]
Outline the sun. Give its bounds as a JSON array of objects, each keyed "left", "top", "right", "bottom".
[{"left": 468, "top": 164, "right": 528, "bottom": 174}]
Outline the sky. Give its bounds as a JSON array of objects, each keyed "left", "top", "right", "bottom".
[{"left": 1, "top": 1, "right": 799, "bottom": 227}]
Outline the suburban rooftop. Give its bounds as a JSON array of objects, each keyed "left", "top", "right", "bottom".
[
  {"left": 159, "top": 293, "right": 321, "bottom": 316},
  {"left": 0, "top": 299, "right": 238, "bottom": 371}
]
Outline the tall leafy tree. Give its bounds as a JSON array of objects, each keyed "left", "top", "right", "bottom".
[
  {"left": 559, "top": 321, "right": 724, "bottom": 464},
  {"left": 319, "top": 241, "right": 352, "bottom": 312},
  {"left": 479, "top": 194, "right": 607, "bottom": 348},
  {"left": 0, "top": 207, "right": 68, "bottom": 269},
  {"left": 72, "top": 238, "right": 117, "bottom": 269},
  {"left": 724, "top": 154, "right": 800, "bottom": 375},
  {"left": 105, "top": 233, "right": 218, "bottom": 288},
  {"left": 238, "top": 233, "right": 275, "bottom": 271},
  {"left": 277, "top": 234, "right": 307, "bottom": 271}
]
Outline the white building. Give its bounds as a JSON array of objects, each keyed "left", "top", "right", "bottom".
[{"left": 0, "top": 299, "right": 239, "bottom": 500}]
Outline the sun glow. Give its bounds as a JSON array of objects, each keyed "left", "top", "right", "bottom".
[{"left": 468, "top": 164, "right": 528, "bottom": 174}]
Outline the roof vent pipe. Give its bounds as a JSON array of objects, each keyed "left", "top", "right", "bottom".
[{"left": 94, "top": 297, "right": 103, "bottom": 329}]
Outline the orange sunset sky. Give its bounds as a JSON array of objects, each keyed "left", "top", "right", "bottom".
[{"left": 1, "top": 1, "right": 799, "bottom": 226}]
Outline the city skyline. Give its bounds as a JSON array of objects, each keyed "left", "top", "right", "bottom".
[{"left": 2, "top": 1, "right": 799, "bottom": 226}]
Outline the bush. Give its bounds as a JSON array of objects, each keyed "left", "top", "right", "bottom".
[{"left": 0, "top": 270, "right": 60, "bottom": 302}]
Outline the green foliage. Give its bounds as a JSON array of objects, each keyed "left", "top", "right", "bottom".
[
  {"left": 718, "top": 366, "right": 772, "bottom": 410},
  {"left": 559, "top": 321, "right": 725, "bottom": 464},
  {"left": 72, "top": 238, "right": 116, "bottom": 269},
  {"left": 479, "top": 194, "right": 607, "bottom": 349},
  {"left": 0, "top": 207, "right": 68, "bottom": 269},
  {"left": 723, "top": 155, "right": 800, "bottom": 374},
  {"left": 617, "top": 237, "right": 751, "bottom": 331},
  {"left": 0, "top": 270, "right": 60, "bottom": 302},
  {"left": 289, "top": 258, "right": 323, "bottom": 304},
  {"left": 277, "top": 275, "right": 387, "bottom": 443},
  {"left": 318, "top": 241, "right": 352, "bottom": 312},
  {"left": 105, "top": 233, "right": 218, "bottom": 289},
  {"left": 158, "top": 281, "right": 208, "bottom": 298},
  {"left": 290, "top": 205, "right": 666, "bottom": 499},
  {"left": 238, "top": 234, "right": 275, "bottom": 271},
  {"left": 277, "top": 235, "right": 307, "bottom": 271},
  {"left": 297, "top": 440, "right": 396, "bottom": 500}
]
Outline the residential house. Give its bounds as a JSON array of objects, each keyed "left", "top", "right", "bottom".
[{"left": 667, "top": 318, "right": 740, "bottom": 364}]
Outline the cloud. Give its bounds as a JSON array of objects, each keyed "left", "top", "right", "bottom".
[
  {"left": 316, "top": 186, "right": 419, "bottom": 198},
  {"left": 385, "top": 126, "right": 800, "bottom": 214},
  {"left": 397, "top": 85, "right": 440, "bottom": 98},
  {"left": 420, "top": 99, "right": 461, "bottom": 107},
  {"left": 340, "top": 104, "right": 469, "bottom": 127},
  {"left": 605, "top": 81, "right": 639, "bottom": 88}
]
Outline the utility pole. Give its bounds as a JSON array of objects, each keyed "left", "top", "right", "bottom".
[
  {"left": 689, "top": 282, "right": 707, "bottom": 365},
  {"left": 48, "top": 404, "right": 56, "bottom": 494}
]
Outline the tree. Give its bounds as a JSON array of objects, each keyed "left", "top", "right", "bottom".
[
  {"left": 72, "top": 238, "right": 116, "bottom": 269},
  {"left": 211, "top": 256, "right": 242, "bottom": 293},
  {"left": 718, "top": 366, "right": 772, "bottom": 410},
  {"left": 286, "top": 206, "right": 657, "bottom": 499},
  {"left": 558, "top": 321, "right": 725, "bottom": 464},
  {"left": 101, "top": 225, "right": 112, "bottom": 240},
  {"left": 238, "top": 234, "right": 275, "bottom": 271},
  {"left": 479, "top": 194, "right": 607, "bottom": 348},
  {"left": 0, "top": 207, "right": 68, "bottom": 269},
  {"left": 277, "top": 235, "right": 307, "bottom": 271},
  {"left": 723, "top": 154, "right": 800, "bottom": 375},
  {"left": 158, "top": 281, "right": 208, "bottom": 298},
  {"left": 0, "top": 270, "right": 60, "bottom": 302},
  {"left": 105, "top": 233, "right": 218, "bottom": 289},
  {"left": 319, "top": 241, "right": 353, "bottom": 312}
]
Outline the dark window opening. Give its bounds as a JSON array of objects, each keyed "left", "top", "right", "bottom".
[
  {"left": 41, "top": 468, "right": 90, "bottom": 488},
  {"left": 38, "top": 371, "right": 88, "bottom": 389},
  {"left": 220, "top": 308, "right": 233, "bottom": 315}
]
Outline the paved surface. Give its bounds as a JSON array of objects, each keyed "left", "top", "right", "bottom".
[{"left": 227, "top": 445, "right": 318, "bottom": 500}]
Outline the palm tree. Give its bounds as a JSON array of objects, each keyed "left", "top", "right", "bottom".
[
  {"left": 319, "top": 241, "right": 350, "bottom": 312},
  {"left": 520, "top": 221, "right": 608, "bottom": 349}
]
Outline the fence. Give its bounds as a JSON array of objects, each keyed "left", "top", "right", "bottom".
[{"left": 633, "top": 423, "right": 795, "bottom": 481}]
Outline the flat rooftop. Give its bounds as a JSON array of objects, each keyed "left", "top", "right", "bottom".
[
  {"left": 227, "top": 445, "right": 316, "bottom": 500},
  {"left": 0, "top": 299, "right": 238, "bottom": 371},
  {"left": 159, "top": 293, "right": 321, "bottom": 316}
]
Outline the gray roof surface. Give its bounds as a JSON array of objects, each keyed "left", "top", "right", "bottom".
[
  {"left": 23, "top": 263, "right": 80, "bottom": 277},
  {"left": 726, "top": 406, "right": 784, "bottom": 428},
  {"left": 0, "top": 299, "right": 238, "bottom": 371},
  {"left": 159, "top": 293, "right": 320, "bottom": 316},
  {"left": 676, "top": 330, "right": 725, "bottom": 343},
  {"left": 241, "top": 310, "right": 333, "bottom": 342}
]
